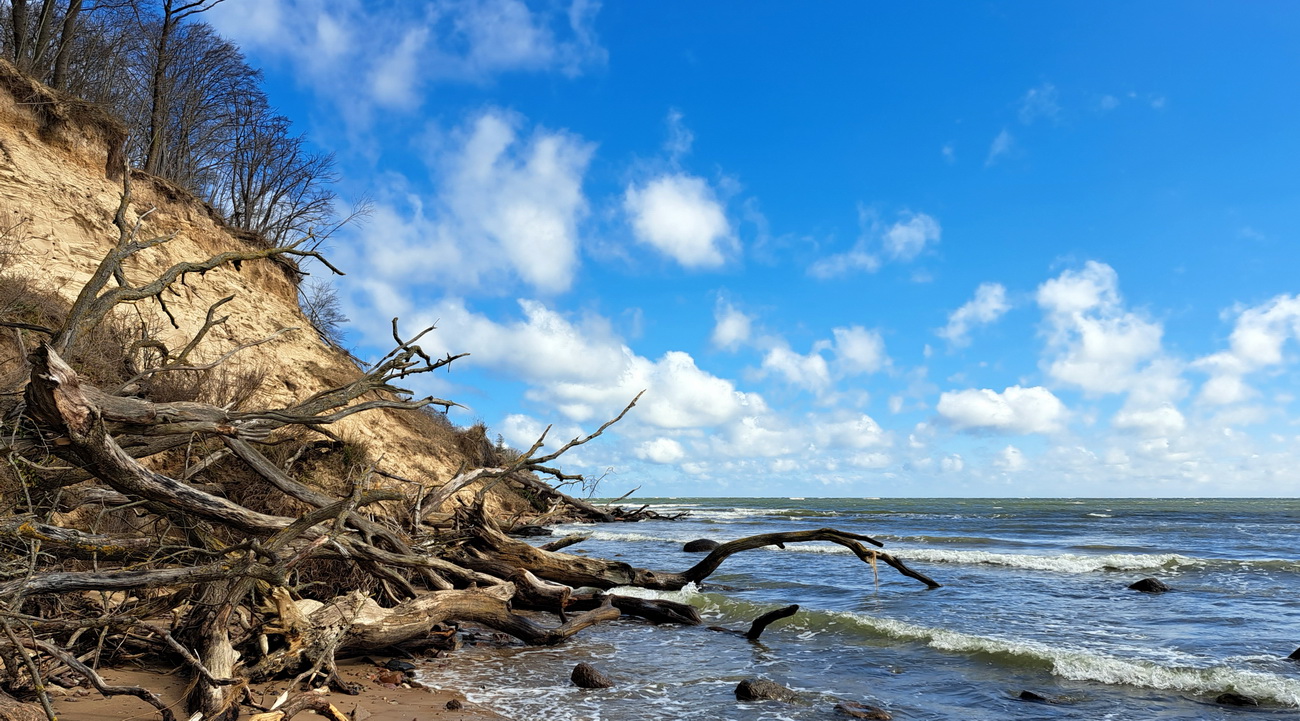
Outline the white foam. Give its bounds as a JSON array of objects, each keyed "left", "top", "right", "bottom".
[
  {"left": 831, "top": 611, "right": 1300, "bottom": 706},
  {"left": 889, "top": 548, "right": 1198, "bottom": 573}
]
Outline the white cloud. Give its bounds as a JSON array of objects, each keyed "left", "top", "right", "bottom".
[
  {"left": 882, "top": 213, "right": 941, "bottom": 262},
  {"left": 339, "top": 111, "right": 594, "bottom": 296},
  {"left": 354, "top": 110, "right": 594, "bottom": 294},
  {"left": 941, "top": 454, "right": 964, "bottom": 473},
  {"left": 1195, "top": 294, "right": 1300, "bottom": 405},
  {"left": 761, "top": 346, "right": 832, "bottom": 394},
  {"left": 208, "top": 0, "right": 605, "bottom": 124},
  {"left": 368, "top": 26, "right": 430, "bottom": 108},
  {"left": 813, "top": 414, "right": 889, "bottom": 450},
  {"left": 997, "top": 445, "right": 1026, "bottom": 471},
  {"left": 939, "top": 282, "right": 1010, "bottom": 347},
  {"left": 663, "top": 108, "right": 694, "bottom": 161},
  {"left": 1019, "top": 82, "right": 1061, "bottom": 124},
  {"left": 1036, "top": 261, "right": 1170, "bottom": 397},
  {"left": 986, "top": 129, "right": 1014, "bottom": 166},
  {"left": 624, "top": 174, "right": 733, "bottom": 268},
  {"left": 808, "top": 209, "right": 940, "bottom": 278},
  {"left": 832, "top": 326, "right": 888, "bottom": 375},
  {"left": 711, "top": 301, "right": 753, "bottom": 351},
  {"left": 1112, "top": 404, "right": 1186, "bottom": 438},
  {"left": 937, "top": 385, "right": 1067, "bottom": 434},
  {"left": 635, "top": 438, "right": 685, "bottom": 464},
  {"left": 759, "top": 326, "right": 888, "bottom": 394}
]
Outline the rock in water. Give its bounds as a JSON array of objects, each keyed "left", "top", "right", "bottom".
[
  {"left": 1215, "top": 692, "right": 1258, "bottom": 706},
  {"left": 735, "top": 678, "right": 801, "bottom": 704},
  {"left": 1017, "top": 690, "right": 1051, "bottom": 703},
  {"left": 834, "top": 700, "right": 892, "bottom": 719},
  {"left": 1288, "top": 647, "right": 1300, "bottom": 661},
  {"left": 683, "top": 538, "right": 720, "bottom": 552},
  {"left": 571, "top": 662, "right": 615, "bottom": 688},
  {"left": 1128, "top": 578, "right": 1171, "bottom": 593}
]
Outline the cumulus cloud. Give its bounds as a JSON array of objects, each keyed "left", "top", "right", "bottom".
[
  {"left": 624, "top": 174, "right": 733, "bottom": 268},
  {"left": 1036, "top": 261, "right": 1170, "bottom": 397},
  {"left": 939, "top": 282, "right": 1010, "bottom": 347},
  {"left": 1112, "top": 404, "right": 1186, "bottom": 437},
  {"left": 997, "top": 445, "right": 1026, "bottom": 471},
  {"left": 759, "top": 326, "right": 889, "bottom": 394},
  {"left": 343, "top": 110, "right": 592, "bottom": 294},
  {"left": 1194, "top": 294, "right": 1300, "bottom": 405},
  {"left": 937, "top": 386, "right": 1067, "bottom": 434},
  {"left": 761, "top": 346, "right": 832, "bottom": 394},
  {"left": 808, "top": 209, "right": 940, "bottom": 278},
  {"left": 711, "top": 300, "right": 753, "bottom": 351},
  {"left": 397, "top": 297, "right": 768, "bottom": 434},
  {"left": 832, "top": 326, "right": 888, "bottom": 375},
  {"left": 635, "top": 438, "right": 686, "bottom": 464}
]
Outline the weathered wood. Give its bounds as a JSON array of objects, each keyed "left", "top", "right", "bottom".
[
  {"left": 746, "top": 604, "right": 798, "bottom": 641},
  {"left": 462, "top": 504, "right": 941, "bottom": 590}
]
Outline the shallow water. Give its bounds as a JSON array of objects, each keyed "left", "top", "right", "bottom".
[{"left": 416, "top": 498, "right": 1300, "bottom": 719}]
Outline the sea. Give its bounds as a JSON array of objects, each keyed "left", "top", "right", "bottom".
[{"left": 415, "top": 498, "right": 1300, "bottom": 720}]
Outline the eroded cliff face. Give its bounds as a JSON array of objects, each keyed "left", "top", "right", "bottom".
[{"left": 0, "top": 65, "right": 526, "bottom": 516}]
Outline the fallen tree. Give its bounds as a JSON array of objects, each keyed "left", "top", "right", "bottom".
[{"left": 0, "top": 174, "right": 941, "bottom": 721}]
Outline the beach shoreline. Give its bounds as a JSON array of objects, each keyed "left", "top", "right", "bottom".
[{"left": 48, "top": 657, "right": 512, "bottom": 721}]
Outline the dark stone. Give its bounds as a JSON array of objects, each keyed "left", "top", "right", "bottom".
[
  {"left": 445, "top": 698, "right": 463, "bottom": 710},
  {"left": 383, "top": 658, "right": 416, "bottom": 674},
  {"left": 1128, "top": 578, "right": 1171, "bottom": 593},
  {"left": 1215, "top": 692, "right": 1258, "bottom": 706},
  {"left": 834, "top": 700, "right": 892, "bottom": 719},
  {"left": 735, "top": 678, "right": 801, "bottom": 704},
  {"left": 1288, "top": 647, "right": 1300, "bottom": 661},
  {"left": 508, "top": 525, "right": 553, "bottom": 537},
  {"left": 683, "top": 538, "right": 720, "bottom": 553},
  {"left": 571, "top": 662, "right": 615, "bottom": 688},
  {"left": 1018, "top": 690, "right": 1051, "bottom": 703}
]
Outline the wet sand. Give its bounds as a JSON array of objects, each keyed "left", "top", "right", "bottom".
[{"left": 49, "top": 658, "right": 510, "bottom": 721}]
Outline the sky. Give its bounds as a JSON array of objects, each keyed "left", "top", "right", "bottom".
[{"left": 206, "top": 1, "right": 1300, "bottom": 498}]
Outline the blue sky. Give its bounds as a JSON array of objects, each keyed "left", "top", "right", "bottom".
[{"left": 207, "top": 1, "right": 1300, "bottom": 497}]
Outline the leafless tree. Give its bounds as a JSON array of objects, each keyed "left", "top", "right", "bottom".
[
  {"left": 141, "top": 0, "right": 224, "bottom": 175},
  {"left": 207, "top": 92, "right": 338, "bottom": 245}
]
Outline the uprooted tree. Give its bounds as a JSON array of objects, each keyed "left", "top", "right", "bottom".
[{"left": 0, "top": 171, "right": 940, "bottom": 721}]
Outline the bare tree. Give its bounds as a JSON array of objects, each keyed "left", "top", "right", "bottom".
[
  {"left": 142, "top": 0, "right": 225, "bottom": 175},
  {"left": 207, "top": 92, "right": 338, "bottom": 245}
]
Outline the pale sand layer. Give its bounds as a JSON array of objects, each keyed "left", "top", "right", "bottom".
[{"left": 48, "top": 659, "right": 510, "bottom": 721}]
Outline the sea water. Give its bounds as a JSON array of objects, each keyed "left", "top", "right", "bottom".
[{"left": 415, "top": 498, "right": 1300, "bottom": 719}]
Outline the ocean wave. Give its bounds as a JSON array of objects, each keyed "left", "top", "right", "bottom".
[
  {"left": 545, "top": 528, "right": 1299, "bottom": 574},
  {"left": 889, "top": 548, "right": 1199, "bottom": 573},
  {"left": 826, "top": 611, "right": 1300, "bottom": 707}
]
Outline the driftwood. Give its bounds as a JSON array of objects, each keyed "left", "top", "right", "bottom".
[{"left": 457, "top": 502, "right": 941, "bottom": 590}]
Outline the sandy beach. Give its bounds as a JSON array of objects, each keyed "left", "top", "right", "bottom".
[{"left": 48, "top": 658, "right": 510, "bottom": 721}]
